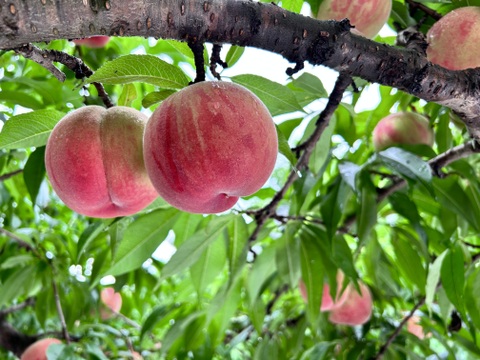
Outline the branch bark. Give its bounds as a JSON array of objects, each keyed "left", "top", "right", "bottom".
[{"left": 1, "top": 1, "right": 480, "bottom": 138}]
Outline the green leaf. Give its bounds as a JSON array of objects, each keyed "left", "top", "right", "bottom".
[
  {"left": 117, "top": 83, "right": 137, "bottom": 107},
  {"left": 106, "top": 208, "right": 180, "bottom": 277},
  {"left": 288, "top": 72, "right": 328, "bottom": 107},
  {"left": 391, "top": 232, "right": 426, "bottom": 292},
  {"left": 332, "top": 235, "right": 356, "bottom": 281},
  {"left": 356, "top": 174, "right": 377, "bottom": 245},
  {"left": 433, "top": 177, "right": 480, "bottom": 232},
  {"left": 441, "top": 245, "right": 465, "bottom": 313},
  {"left": 0, "top": 254, "right": 35, "bottom": 269},
  {"left": 225, "top": 46, "right": 245, "bottom": 68},
  {"left": 76, "top": 220, "right": 112, "bottom": 262},
  {"left": 226, "top": 216, "right": 249, "bottom": 283},
  {"left": 247, "top": 245, "right": 277, "bottom": 305},
  {"left": 378, "top": 147, "right": 432, "bottom": 186},
  {"left": 299, "top": 233, "right": 324, "bottom": 323},
  {"left": 161, "top": 311, "right": 205, "bottom": 355},
  {"left": 0, "top": 109, "right": 64, "bottom": 149},
  {"left": 0, "top": 90, "right": 43, "bottom": 110},
  {"left": 426, "top": 250, "right": 447, "bottom": 310},
  {"left": 281, "top": 0, "right": 303, "bottom": 13},
  {"left": 86, "top": 55, "right": 190, "bottom": 89},
  {"left": 321, "top": 179, "right": 351, "bottom": 238},
  {"left": 162, "top": 215, "right": 234, "bottom": 279},
  {"left": 276, "top": 125, "right": 297, "bottom": 165},
  {"left": 0, "top": 265, "right": 36, "bottom": 307},
  {"left": 190, "top": 235, "right": 226, "bottom": 295},
  {"left": 389, "top": 192, "right": 427, "bottom": 244},
  {"left": 338, "top": 161, "right": 362, "bottom": 192},
  {"left": 142, "top": 90, "right": 176, "bottom": 108},
  {"left": 140, "top": 305, "right": 176, "bottom": 341},
  {"left": 465, "top": 267, "right": 480, "bottom": 330},
  {"left": 231, "top": 74, "right": 304, "bottom": 116},
  {"left": 276, "top": 223, "right": 301, "bottom": 288},
  {"left": 309, "top": 115, "right": 336, "bottom": 175},
  {"left": 23, "top": 146, "right": 46, "bottom": 205}
]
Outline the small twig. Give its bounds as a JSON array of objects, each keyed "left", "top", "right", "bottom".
[
  {"left": 50, "top": 269, "right": 70, "bottom": 344},
  {"left": 0, "top": 298, "right": 35, "bottom": 317},
  {"left": 343, "top": 140, "right": 480, "bottom": 229},
  {"left": 375, "top": 250, "right": 480, "bottom": 358},
  {"left": 188, "top": 41, "right": 206, "bottom": 83},
  {"left": 0, "top": 228, "right": 35, "bottom": 252},
  {"left": 209, "top": 44, "right": 228, "bottom": 80},
  {"left": 462, "top": 241, "right": 480, "bottom": 249},
  {"left": 405, "top": 0, "right": 442, "bottom": 21},
  {"left": 0, "top": 169, "right": 23, "bottom": 182},
  {"left": 112, "top": 310, "right": 141, "bottom": 330},
  {"left": 374, "top": 297, "right": 426, "bottom": 360},
  {"left": 248, "top": 73, "right": 352, "bottom": 242},
  {"left": 265, "top": 285, "right": 289, "bottom": 315},
  {"left": 13, "top": 44, "right": 66, "bottom": 81},
  {"left": 11, "top": 44, "right": 113, "bottom": 108}
]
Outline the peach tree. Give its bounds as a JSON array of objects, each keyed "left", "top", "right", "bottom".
[{"left": 1, "top": 0, "right": 480, "bottom": 359}]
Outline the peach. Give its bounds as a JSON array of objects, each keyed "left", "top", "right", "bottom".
[
  {"left": 100, "top": 287, "right": 122, "bottom": 319},
  {"left": 329, "top": 282, "right": 373, "bottom": 326},
  {"left": 299, "top": 272, "right": 350, "bottom": 311},
  {"left": 143, "top": 81, "right": 278, "bottom": 214},
  {"left": 73, "top": 36, "right": 110, "bottom": 48},
  {"left": 372, "top": 112, "right": 433, "bottom": 151},
  {"left": 45, "top": 106, "right": 158, "bottom": 218},
  {"left": 406, "top": 314, "right": 430, "bottom": 340},
  {"left": 21, "top": 338, "right": 61, "bottom": 360},
  {"left": 316, "top": 0, "right": 392, "bottom": 38},
  {"left": 427, "top": 7, "right": 480, "bottom": 70}
]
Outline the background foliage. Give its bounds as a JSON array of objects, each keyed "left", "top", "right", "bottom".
[{"left": 1, "top": 0, "right": 480, "bottom": 359}]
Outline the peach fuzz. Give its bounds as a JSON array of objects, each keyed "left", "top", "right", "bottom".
[
  {"left": 73, "top": 36, "right": 110, "bottom": 48},
  {"left": 427, "top": 7, "right": 480, "bottom": 70},
  {"left": 21, "top": 338, "right": 61, "bottom": 360},
  {"left": 143, "top": 81, "right": 278, "bottom": 214},
  {"left": 372, "top": 112, "right": 433, "bottom": 152},
  {"left": 316, "top": 0, "right": 392, "bottom": 38},
  {"left": 45, "top": 106, "right": 158, "bottom": 218}
]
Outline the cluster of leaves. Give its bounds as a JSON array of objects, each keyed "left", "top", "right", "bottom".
[{"left": 2, "top": 1, "right": 480, "bottom": 359}]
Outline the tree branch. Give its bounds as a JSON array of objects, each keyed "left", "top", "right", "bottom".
[
  {"left": 374, "top": 297, "right": 426, "bottom": 360},
  {"left": 11, "top": 43, "right": 113, "bottom": 108},
  {"left": 343, "top": 140, "right": 480, "bottom": 229},
  {"left": 0, "top": 227, "right": 35, "bottom": 252},
  {"left": 50, "top": 270, "right": 70, "bottom": 344},
  {"left": 1, "top": 1, "right": 480, "bottom": 137},
  {"left": 0, "top": 169, "right": 23, "bottom": 182},
  {"left": 249, "top": 73, "right": 351, "bottom": 242}
]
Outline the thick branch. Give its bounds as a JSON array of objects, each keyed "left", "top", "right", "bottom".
[{"left": 1, "top": 1, "right": 479, "bottom": 137}]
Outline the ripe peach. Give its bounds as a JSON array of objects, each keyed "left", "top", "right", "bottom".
[
  {"left": 406, "top": 314, "right": 431, "bottom": 339},
  {"left": 100, "top": 287, "right": 122, "bottom": 319},
  {"left": 143, "top": 81, "right": 278, "bottom": 214},
  {"left": 329, "top": 282, "right": 373, "bottom": 326},
  {"left": 21, "top": 338, "right": 61, "bottom": 360},
  {"left": 299, "top": 272, "right": 350, "bottom": 311},
  {"left": 427, "top": 7, "right": 480, "bottom": 70},
  {"left": 73, "top": 36, "right": 110, "bottom": 48},
  {"left": 316, "top": 0, "right": 392, "bottom": 38},
  {"left": 45, "top": 106, "right": 158, "bottom": 218},
  {"left": 131, "top": 351, "right": 143, "bottom": 360},
  {"left": 372, "top": 112, "right": 433, "bottom": 151}
]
